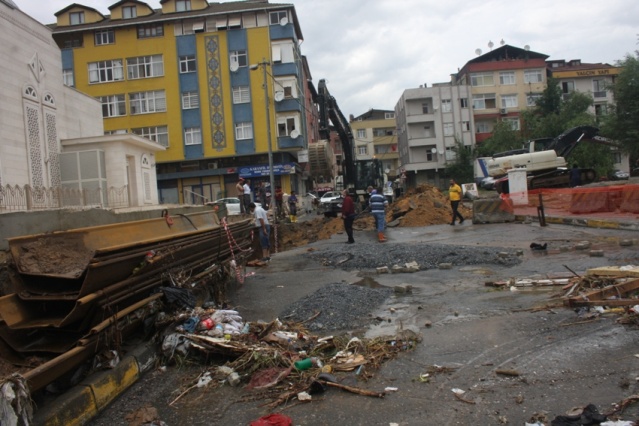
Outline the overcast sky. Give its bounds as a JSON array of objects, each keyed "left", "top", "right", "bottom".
[{"left": 17, "top": 0, "right": 639, "bottom": 118}]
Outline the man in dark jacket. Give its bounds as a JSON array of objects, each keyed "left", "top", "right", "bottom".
[{"left": 341, "top": 189, "right": 356, "bottom": 244}]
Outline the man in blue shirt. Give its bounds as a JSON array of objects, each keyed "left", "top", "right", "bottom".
[{"left": 369, "top": 189, "right": 388, "bottom": 242}]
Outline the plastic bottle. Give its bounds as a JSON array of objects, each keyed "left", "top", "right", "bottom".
[{"left": 294, "top": 358, "right": 313, "bottom": 371}]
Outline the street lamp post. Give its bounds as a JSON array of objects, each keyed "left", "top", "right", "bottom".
[{"left": 250, "top": 59, "right": 276, "bottom": 215}]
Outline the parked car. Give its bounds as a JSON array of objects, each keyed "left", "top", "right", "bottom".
[
  {"left": 609, "top": 169, "right": 630, "bottom": 181},
  {"left": 207, "top": 197, "right": 260, "bottom": 215},
  {"left": 319, "top": 191, "right": 342, "bottom": 204}
]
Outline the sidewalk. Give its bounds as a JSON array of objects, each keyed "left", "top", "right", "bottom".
[{"left": 514, "top": 205, "right": 639, "bottom": 231}]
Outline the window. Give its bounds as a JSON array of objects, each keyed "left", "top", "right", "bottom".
[
  {"left": 138, "top": 24, "right": 164, "bottom": 38},
  {"left": 232, "top": 86, "right": 250, "bottom": 104},
  {"left": 277, "top": 117, "right": 297, "bottom": 137},
  {"left": 229, "top": 50, "right": 247, "bottom": 68},
  {"left": 122, "top": 6, "right": 137, "bottom": 19},
  {"left": 269, "top": 11, "right": 287, "bottom": 25},
  {"left": 476, "top": 122, "right": 490, "bottom": 133},
  {"left": 460, "top": 98, "right": 468, "bottom": 108},
  {"left": 283, "top": 85, "right": 293, "bottom": 98},
  {"left": 182, "top": 91, "right": 199, "bottom": 109},
  {"left": 470, "top": 72, "right": 494, "bottom": 86},
  {"left": 357, "top": 129, "right": 366, "bottom": 139},
  {"left": 88, "top": 60, "right": 124, "bottom": 83},
  {"left": 593, "top": 79, "right": 607, "bottom": 98},
  {"left": 63, "top": 69, "right": 74, "bottom": 87},
  {"left": 127, "top": 55, "right": 164, "bottom": 79},
  {"left": 235, "top": 122, "right": 253, "bottom": 140},
  {"left": 503, "top": 117, "right": 520, "bottom": 131},
  {"left": 441, "top": 99, "right": 452, "bottom": 113},
  {"left": 524, "top": 70, "right": 543, "bottom": 84},
  {"left": 179, "top": 55, "right": 196, "bottom": 73},
  {"left": 176, "top": 0, "right": 191, "bottom": 12},
  {"left": 132, "top": 126, "right": 169, "bottom": 147},
  {"left": 472, "top": 93, "right": 496, "bottom": 110},
  {"left": 561, "top": 81, "right": 575, "bottom": 95},
  {"left": 129, "top": 90, "right": 167, "bottom": 114},
  {"left": 594, "top": 104, "right": 608, "bottom": 117},
  {"left": 499, "top": 72, "right": 515, "bottom": 85},
  {"left": 104, "top": 129, "right": 127, "bottom": 135},
  {"left": 99, "top": 95, "right": 126, "bottom": 118},
  {"left": 501, "top": 94, "right": 518, "bottom": 109},
  {"left": 443, "top": 123, "right": 454, "bottom": 136},
  {"left": 421, "top": 103, "right": 429, "bottom": 114},
  {"left": 94, "top": 29, "right": 114, "bottom": 45},
  {"left": 357, "top": 145, "right": 367, "bottom": 155},
  {"left": 426, "top": 148, "right": 436, "bottom": 162},
  {"left": 462, "top": 121, "right": 470, "bottom": 131},
  {"left": 63, "top": 36, "right": 83, "bottom": 48},
  {"left": 385, "top": 112, "right": 395, "bottom": 119},
  {"left": 69, "top": 12, "right": 85, "bottom": 25},
  {"left": 527, "top": 94, "right": 542, "bottom": 107},
  {"left": 184, "top": 127, "right": 202, "bottom": 145}
]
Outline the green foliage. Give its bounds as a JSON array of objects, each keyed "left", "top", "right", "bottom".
[
  {"left": 476, "top": 121, "right": 523, "bottom": 157},
  {"left": 443, "top": 139, "right": 474, "bottom": 183},
  {"left": 601, "top": 53, "right": 639, "bottom": 160},
  {"left": 568, "top": 143, "right": 614, "bottom": 179}
]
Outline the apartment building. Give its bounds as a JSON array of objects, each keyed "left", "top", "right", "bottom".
[
  {"left": 50, "top": 0, "right": 312, "bottom": 204},
  {"left": 548, "top": 59, "right": 621, "bottom": 120},
  {"left": 455, "top": 44, "right": 549, "bottom": 143},
  {"left": 394, "top": 83, "right": 475, "bottom": 187},
  {"left": 350, "top": 109, "right": 399, "bottom": 178}
]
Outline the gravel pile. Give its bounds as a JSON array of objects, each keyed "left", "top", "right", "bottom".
[
  {"left": 280, "top": 282, "right": 393, "bottom": 332},
  {"left": 306, "top": 242, "right": 522, "bottom": 270}
]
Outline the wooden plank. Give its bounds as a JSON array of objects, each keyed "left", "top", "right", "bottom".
[
  {"left": 586, "top": 266, "right": 639, "bottom": 278},
  {"left": 565, "top": 278, "right": 639, "bottom": 307}
]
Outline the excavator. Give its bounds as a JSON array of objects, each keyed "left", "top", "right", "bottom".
[
  {"left": 486, "top": 126, "right": 617, "bottom": 194},
  {"left": 315, "top": 79, "right": 386, "bottom": 215}
]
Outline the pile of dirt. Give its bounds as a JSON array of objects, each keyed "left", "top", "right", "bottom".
[
  {"left": 387, "top": 184, "right": 471, "bottom": 227},
  {"left": 276, "top": 184, "right": 471, "bottom": 251}
]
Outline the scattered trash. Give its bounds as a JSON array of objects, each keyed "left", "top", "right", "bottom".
[
  {"left": 249, "top": 413, "right": 293, "bottom": 426},
  {"left": 384, "top": 387, "right": 398, "bottom": 392},
  {"left": 495, "top": 369, "right": 520, "bottom": 377},
  {"left": 451, "top": 388, "right": 465, "bottom": 395},
  {"left": 196, "top": 372, "right": 212, "bottom": 388},
  {"left": 297, "top": 391, "right": 312, "bottom": 401}
]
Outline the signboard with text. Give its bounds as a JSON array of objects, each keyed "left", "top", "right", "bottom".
[{"left": 238, "top": 163, "right": 296, "bottom": 178}]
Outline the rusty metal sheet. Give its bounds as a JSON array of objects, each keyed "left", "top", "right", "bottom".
[{"left": 8, "top": 210, "right": 224, "bottom": 279}]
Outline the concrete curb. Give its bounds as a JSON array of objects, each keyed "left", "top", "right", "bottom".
[
  {"left": 515, "top": 214, "right": 639, "bottom": 231},
  {"left": 34, "top": 343, "right": 157, "bottom": 426}
]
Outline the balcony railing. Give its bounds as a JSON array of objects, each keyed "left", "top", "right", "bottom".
[{"left": 0, "top": 184, "right": 129, "bottom": 212}]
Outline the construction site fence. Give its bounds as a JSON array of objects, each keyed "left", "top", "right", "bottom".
[
  {"left": 0, "top": 184, "right": 130, "bottom": 212},
  {"left": 514, "top": 184, "right": 639, "bottom": 215}
]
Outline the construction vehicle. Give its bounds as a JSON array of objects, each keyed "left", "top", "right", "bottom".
[
  {"left": 485, "top": 126, "right": 616, "bottom": 193},
  {"left": 315, "top": 79, "right": 386, "bottom": 216}
]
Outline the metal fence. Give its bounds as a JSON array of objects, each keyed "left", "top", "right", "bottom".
[{"left": 0, "top": 184, "right": 130, "bottom": 212}]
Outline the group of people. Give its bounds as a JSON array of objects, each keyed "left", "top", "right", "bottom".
[
  {"left": 339, "top": 178, "right": 467, "bottom": 244},
  {"left": 235, "top": 177, "right": 299, "bottom": 222}
]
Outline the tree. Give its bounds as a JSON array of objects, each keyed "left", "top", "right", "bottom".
[
  {"left": 443, "top": 138, "right": 474, "bottom": 184},
  {"left": 476, "top": 120, "right": 522, "bottom": 157},
  {"left": 601, "top": 53, "right": 639, "bottom": 162}
]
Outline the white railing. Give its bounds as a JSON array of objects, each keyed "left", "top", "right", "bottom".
[{"left": 0, "top": 184, "right": 129, "bottom": 212}]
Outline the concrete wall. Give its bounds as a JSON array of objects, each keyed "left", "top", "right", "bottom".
[{"left": 0, "top": 205, "right": 210, "bottom": 250}]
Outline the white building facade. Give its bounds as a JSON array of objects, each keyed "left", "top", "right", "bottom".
[{"left": 395, "top": 83, "right": 475, "bottom": 187}]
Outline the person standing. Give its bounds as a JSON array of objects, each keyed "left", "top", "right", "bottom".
[
  {"left": 242, "top": 179, "right": 252, "bottom": 213},
  {"left": 449, "top": 179, "right": 465, "bottom": 226},
  {"left": 275, "top": 186, "right": 284, "bottom": 218},
  {"left": 341, "top": 189, "right": 356, "bottom": 244},
  {"left": 287, "top": 190, "right": 298, "bottom": 223},
  {"left": 249, "top": 202, "right": 270, "bottom": 262},
  {"left": 369, "top": 188, "right": 388, "bottom": 242},
  {"left": 570, "top": 164, "right": 581, "bottom": 187},
  {"left": 236, "top": 178, "right": 246, "bottom": 213}
]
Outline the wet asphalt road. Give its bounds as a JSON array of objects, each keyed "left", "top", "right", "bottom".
[{"left": 89, "top": 220, "right": 639, "bottom": 425}]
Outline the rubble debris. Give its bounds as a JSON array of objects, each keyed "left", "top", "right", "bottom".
[
  {"left": 125, "top": 405, "right": 166, "bottom": 426},
  {"left": 495, "top": 369, "right": 521, "bottom": 377}
]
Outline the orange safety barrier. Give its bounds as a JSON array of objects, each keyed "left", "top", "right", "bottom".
[
  {"left": 569, "top": 190, "right": 613, "bottom": 214},
  {"left": 619, "top": 187, "right": 639, "bottom": 213}
]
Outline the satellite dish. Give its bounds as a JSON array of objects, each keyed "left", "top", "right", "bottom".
[
  {"left": 431, "top": 148, "right": 437, "bottom": 154},
  {"left": 229, "top": 61, "right": 239, "bottom": 72},
  {"left": 488, "top": 40, "right": 494, "bottom": 50},
  {"left": 524, "top": 45, "right": 530, "bottom": 51},
  {"left": 500, "top": 39, "right": 505, "bottom": 46},
  {"left": 438, "top": 149, "right": 444, "bottom": 155},
  {"left": 279, "top": 17, "right": 288, "bottom": 26},
  {"left": 475, "top": 48, "right": 482, "bottom": 56},
  {"left": 274, "top": 91, "right": 284, "bottom": 102},
  {"left": 290, "top": 129, "right": 300, "bottom": 139}
]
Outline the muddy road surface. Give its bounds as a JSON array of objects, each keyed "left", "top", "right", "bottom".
[{"left": 88, "top": 221, "right": 639, "bottom": 425}]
